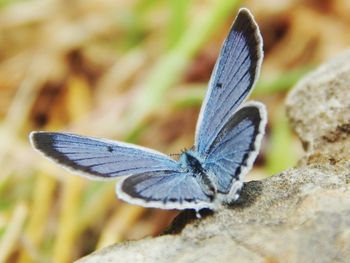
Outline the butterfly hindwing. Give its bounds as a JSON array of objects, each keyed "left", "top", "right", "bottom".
[
  {"left": 117, "top": 171, "right": 213, "bottom": 210},
  {"left": 195, "top": 8, "right": 263, "bottom": 155},
  {"left": 203, "top": 102, "right": 267, "bottom": 201},
  {"left": 30, "top": 132, "right": 180, "bottom": 180}
]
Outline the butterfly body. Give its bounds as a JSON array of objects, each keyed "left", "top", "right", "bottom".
[
  {"left": 178, "top": 150, "right": 216, "bottom": 199},
  {"left": 30, "top": 8, "right": 267, "bottom": 214}
]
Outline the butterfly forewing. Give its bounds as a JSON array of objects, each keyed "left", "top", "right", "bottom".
[
  {"left": 30, "top": 132, "right": 180, "bottom": 180},
  {"left": 195, "top": 8, "right": 263, "bottom": 155}
]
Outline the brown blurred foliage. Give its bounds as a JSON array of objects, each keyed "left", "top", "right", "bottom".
[{"left": 0, "top": 0, "right": 349, "bottom": 262}]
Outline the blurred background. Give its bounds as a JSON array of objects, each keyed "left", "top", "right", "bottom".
[{"left": 0, "top": 0, "right": 349, "bottom": 262}]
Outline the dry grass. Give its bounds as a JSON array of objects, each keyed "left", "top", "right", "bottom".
[{"left": 0, "top": 0, "right": 349, "bottom": 262}]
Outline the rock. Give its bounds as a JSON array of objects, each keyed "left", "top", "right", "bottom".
[
  {"left": 77, "top": 163, "right": 350, "bottom": 263},
  {"left": 286, "top": 50, "right": 350, "bottom": 159},
  {"left": 77, "top": 50, "right": 350, "bottom": 263}
]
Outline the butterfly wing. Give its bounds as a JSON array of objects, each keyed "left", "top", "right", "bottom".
[
  {"left": 117, "top": 171, "right": 214, "bottom": 210},
  {"left": 195, "top": 8, "right": 263, "bottom": 155},
  {"left": 203, "top": 102, "right": 267, "bottom": 202},
  {"left": 31, "top": 131, "right": 213, "bottom": 210},
  {"left": 30, "top": 131, "right": 180, "bottom": 180}
]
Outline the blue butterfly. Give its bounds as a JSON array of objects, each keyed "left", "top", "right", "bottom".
[{"left": 30, "top": 8, "right": 267, "bottom": 214}]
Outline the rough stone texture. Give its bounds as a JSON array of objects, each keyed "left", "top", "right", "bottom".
[
  {"left": 77, "top": 165, "right": 350, "bottom": 263},
  {"left": 77, "top": 50, "right": 350, "bottom": 263},
  {"left": 286, "top": 50, "right": 350, "bottom": 159}
]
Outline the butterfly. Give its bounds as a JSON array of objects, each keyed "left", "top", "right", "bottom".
[{"left": 30, "top": 8, "right": 267, "bottom": 215}]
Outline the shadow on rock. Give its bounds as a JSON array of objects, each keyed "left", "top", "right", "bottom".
[
  {"left": 227, "top": 180, "right": 263, "bottom": 209},
  {"left": 164, "top": 180, "right": 263, "bottom": 234},
  {"left": 164, "top": 208, "right": 213, "bottom": 234}
]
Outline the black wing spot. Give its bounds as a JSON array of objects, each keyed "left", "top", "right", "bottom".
[
  {"left": 107, "top": 146, "right": 114, "bottom": 152},
  {"left": 216, "top": 82, "right": 223, "bottom": 88}
]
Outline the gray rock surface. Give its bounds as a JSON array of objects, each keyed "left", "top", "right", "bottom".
[
  {"left": 77, "top": 50, "right": 350, "bottom": 263},
  {"left": 286, "top": 50, "right": 350, "bottom": 159}
]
